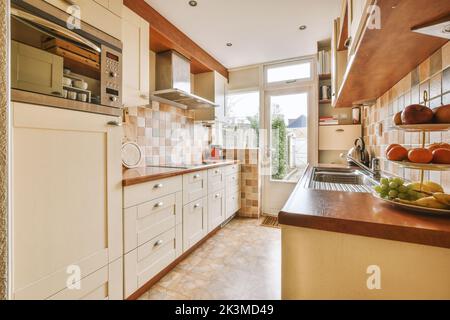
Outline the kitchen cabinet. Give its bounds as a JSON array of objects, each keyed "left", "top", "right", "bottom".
[
  {"left": 183, "top": 198, "right": 208, "bottom": 251},
  {"left": 11, "top": 102, "right": 123, "bottom": 300},
  {"left": 207, "top": 167, "right": 226, "bottom": 232},
  {"left": 183, "top": 171, "right": 208, "bottom": 204},
  {"left": 331, "top": 19, "right": 347, "bottom": 107},
  {"left": 319, "top": 125, "right": 361, "bottom": 151},
  {"left": 225, "top": 164, "right": 241, "bottom": 219},
  {"left": 193, "top": 71, "right": 227, "bottom": 122},
  {"left": 11, "top": 41, "right": 63, "bottom": 97},
  {"left": 43, "top": 0, "right": 122, "bottom": 40},
  {"left": 123, "top": 175, "right": 183, "bottom": 298},
  {"left": 121, "top": 6, "right": 150, "bottom": 107},
  {"left": 347, "top": 0, "right": 370, "bottom": 57}
]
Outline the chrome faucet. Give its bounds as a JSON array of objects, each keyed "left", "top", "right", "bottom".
[{"left": 371, "top": 157, "right": 381, "bottom": 180}]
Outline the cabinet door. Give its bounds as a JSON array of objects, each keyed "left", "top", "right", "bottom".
[
  {"left": 214, "top": 72, "right": 227, "bottom": 122},
  {"left": 183, "top": 198, "right": 208, "bottom": 251},
  {"left": 208, "top": 190, "right": 226, "bottom": 232},
  {"left": 319, "top": 125, "right": 361, "bottom": 151},
  {"left": 43, "top": 0, "right": 122, "bottom": 40},
  {"left": 122, "top": 6, "right": 150, "bottom": 107},
  {"left": 11, "top": 41, "right": 63, "bottom": 97},
  {"left": 347, "top": 0, "right": 370, "bottom": 57},
  {"left": 225, "top": 190, "right": 241, "bottom": 219},
  {"left": 208, "top": 167, "right": 225, "bottom": 194},
  {"left": 12, "top": 102, "right": 122, "bottom": 300}
]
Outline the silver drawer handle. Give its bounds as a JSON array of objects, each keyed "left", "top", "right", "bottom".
[
  {"left": 154, "top": 202, "right": 164, "bottom": 208},
  {"left": 153, "top": 183, "right": 163, "bottom": 189},
  {"left": 193, "top": 203, "right": 201, "bottom": 209},
  {"left": 193, "top": 174, "right": 201, "bottom": 179},
  {"left": 154, "top": 239, "right": 164, "bottom": 247},
  {"left": 232, "top": 176, "right": 236, "bottom": 180},
  {"left": 335, "top": 129, "right": 344, "bottom": 132},
  {"left": 215, "top": 193, "right": 220, "bottom": 198},
  {"left": 107, "top": 121, "right": 122, "bottom": 127}
]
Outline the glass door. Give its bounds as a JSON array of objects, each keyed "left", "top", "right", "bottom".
[{"left": 262, "top": 87, "right": 314, "bottom": 215}]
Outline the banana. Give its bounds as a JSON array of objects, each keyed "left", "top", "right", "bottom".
[
  {"left": 433, "top": 193, "right": 450, "bottom": 206},
  {"left": 407, "top": 181, "right": 444, "bottom": 194},
  {"left": 414, "top": 197, "right": 449, "bottom": 210}
]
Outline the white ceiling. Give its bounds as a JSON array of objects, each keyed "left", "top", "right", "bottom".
[{"left": 144, "top": 0, "right": 340, "bottom": 69}]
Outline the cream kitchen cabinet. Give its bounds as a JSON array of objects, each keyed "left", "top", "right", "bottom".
[
  {"left": 319, "top": 125, "right": 361, "bottom": 151},
  {"left": 193, "top": 71, "right": 227, "bottom": 122},
  {"left": 121, "top": 6, "right": 150, "bottom": 107},
  {"left": 183, "top": 171, "right": 208, "bottom": 205},
  {"left": 207, "top": 167, "right": 226, "bottom": 232},
  {"left": 331, "top": 18, "right": 347, "bottom": 107},
  {"left": 11, "top": 102, "right": 123, "bottom": 300},
  {"left": 183, "top": 197, "right": 208, "bottom": 251},
  {"left": 225, "top": 164, "right": 241, "bottom": 219},
  {"left": 123, "top": 175, "right": 183, "bottom": 298},
  {"left": 43, "top": 0, "right": 122, "bottom": 40},
  {"left": 347, "top": 0, "right": 370, "bottom": 57}
]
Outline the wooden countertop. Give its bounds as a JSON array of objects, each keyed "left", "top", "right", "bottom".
[
  {"left": 122, "top": 160, "right": 238, "bottom": 186},
  {"left": 279, "top": 165, "right": 450, "bottom": 249}
]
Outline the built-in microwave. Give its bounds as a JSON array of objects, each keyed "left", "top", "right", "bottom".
[{"left": 10, "top": 0, "right": 123, "bottom": 109}]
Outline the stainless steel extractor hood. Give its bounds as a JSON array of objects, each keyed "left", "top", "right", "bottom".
[{"left": 152, "top": 50, "right": 218, "bottom": 109}]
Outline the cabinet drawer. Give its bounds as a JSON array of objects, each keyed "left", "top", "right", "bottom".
[
  {"left": 208, "top": 190, "right": 226, "bottom": 232},
  {"left": 124, "top": 176, "right": 182, "bottom": 208},
  {"left": 183, "top": 171, "right": 208, "bottom": 204},
  {"left": 225, "top": 164, "right": 240, "bottom": 175},
  {"left": 48, "top": 258, "right": 123, "bottom": 300},
  {"left": 124, "top": 192, "right": 182, "bottom": 253},
  {"left": 208, "top": 167, "right": 225, "bottom": 194},
  {"left": 183, "top": 198, "right": 208, "bottom": 251},
  {"left": 319, "top": 125, "right": 361, "bottom": 151},
  {"left": 124, "top": 225, "right": 182, "bottom": 298},
  {"left": 226, "top": 172, "right": 240, "bottom": 194},
  {"left": 226, "top": 191, "right": 241, "bottom": 219}
]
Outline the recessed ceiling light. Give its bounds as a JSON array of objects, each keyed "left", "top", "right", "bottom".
[
  {"left": 226, "top": 43, "right": 233, "bottom": 47},
  {"left": 299, "top": 25, "right": 307, "bottom": 30},
  {"left": 188, "top": 0, "right": 198, "bottom": 7}
]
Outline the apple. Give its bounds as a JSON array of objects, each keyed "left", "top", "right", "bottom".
[{"left": 401, "top": 104, "right": 433, "bottom": 124}]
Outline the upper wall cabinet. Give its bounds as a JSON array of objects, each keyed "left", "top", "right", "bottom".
[
  {"left": 121, "top": 6, "right": 150, "bottom": 107},
  {"left": 193, "top": 71, "right": 227, "bottom": 122},
  {"left": 43, "top": 0, "right": 123, "bottom": 40},
  {"left": 347, "top": 0, "right": 370, "bottom": 57}
]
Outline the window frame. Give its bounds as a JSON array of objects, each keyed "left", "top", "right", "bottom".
[{"left": 264, "top": 58, "right": 314, "bottom": 89}]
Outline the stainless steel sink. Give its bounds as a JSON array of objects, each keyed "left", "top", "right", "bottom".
[{"left": 307, "top": 167, "right": 377, "bottom": 193}]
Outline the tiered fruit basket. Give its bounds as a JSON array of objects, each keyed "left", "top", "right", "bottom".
[{"left": 374, "top": 123, "right": 450, "bottom": 216}]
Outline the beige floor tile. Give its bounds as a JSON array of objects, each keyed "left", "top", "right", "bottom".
[{"left": 140, "top": 217, "right": 281, "bottom": 300}]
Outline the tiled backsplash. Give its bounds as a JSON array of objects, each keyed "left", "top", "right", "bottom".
[
  {"left": 364, "top": 42, "right": 450, "bottom": 191},
  {"left": 123, "top": 101, "right": 210, "bottom": 166}
]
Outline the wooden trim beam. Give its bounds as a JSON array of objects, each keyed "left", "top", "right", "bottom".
[{"left": 123, "top": 0, "right": 228, "bottom": 79}]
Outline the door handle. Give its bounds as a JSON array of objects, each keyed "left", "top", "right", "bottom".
[
  {"left": 107, "top": 120, "right": 122, "bottom": 126},
  {"left": 154, "top": 202, "right": 164, "bottom": 208},
  {"left": 193, "top": 203, "right": 201, "bottom": 209},
  {"left": 193, "top": 174, "right": 201, "bottom": 179},
  {"left": 335, "top": 129, "right": 344, "bottom": 132},
  {"left": 153, "top": 183, "right": 163, "bottom": 189},
  {"left": 154, "top": 239, "right": 164, "bottom": 247}
]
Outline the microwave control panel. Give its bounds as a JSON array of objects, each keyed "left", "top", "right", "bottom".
[{"left": 101, "top": 45, "right": 123, "bottom": 108}]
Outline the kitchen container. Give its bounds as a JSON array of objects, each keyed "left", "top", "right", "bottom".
[
  {"left": 68, "top": 91, "right": 77, "bottom": 100},
  {"left": 78, "top": 93, "right": 88, "bottom": 102},
  {"left": 73, "top": 80, "right": 88, "bottom": 90}
]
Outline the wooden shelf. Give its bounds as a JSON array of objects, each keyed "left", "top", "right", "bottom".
[
  {"left": 319, "top": 99, "right": 331, "bottom": 105},
  {"left": 334, "top": 0, "right": 449, "bottom": 108}
]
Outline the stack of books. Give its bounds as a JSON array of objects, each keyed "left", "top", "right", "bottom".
[
  {"left": 318, "top": 50, "right": 331, "bottom": 75},
  {"left": 319, "top": 116, "right": 339, "bottom": 126}
]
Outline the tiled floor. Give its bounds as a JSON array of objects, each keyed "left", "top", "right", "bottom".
[{"left": 138, "top": 217, "right": 281, "bottom": 300}]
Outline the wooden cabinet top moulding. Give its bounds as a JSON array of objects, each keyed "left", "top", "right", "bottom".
[
  {"left": 334, "top": 0, "right": 449, "bottom": 108},
  {"left": 123, "top": 0, "right": 228, "bottom": 79}
]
